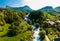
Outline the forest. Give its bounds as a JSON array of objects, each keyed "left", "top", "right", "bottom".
[{"left": 0, "top": 8, "right": 60, "bottom": 41}]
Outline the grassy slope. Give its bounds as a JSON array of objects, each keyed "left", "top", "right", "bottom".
[
  {"left": 0, "top": 24, "right": 10, "bottom": 36},
  {"left": 0, "top": 21, "right": 32, "bottom": 41},
  {"left": 0, "top": 31, "right": 31, "bottom": 41}
]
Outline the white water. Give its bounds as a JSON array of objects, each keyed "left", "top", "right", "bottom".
[
  {"left": 33, "top": 26, "right": 40, "bottom": 41},
  {"left": 25, "top": 13, "right": 41, "bottom": 41}
]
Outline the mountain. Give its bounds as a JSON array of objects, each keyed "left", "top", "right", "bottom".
[
  {"left": 54, "top": 6, "right": 60, "bottom": 13},
  {"left": 39, "top": 6, "right": 53, "bottom": 11},
  {"left": 38, "top": 6, "right": 60, "bottom": 15},
  {"left": 6, "top": 5, "right": 33, "bottom": 12},
  {"left": 6, "top": 6, "right": 60, "bottom": 14}
]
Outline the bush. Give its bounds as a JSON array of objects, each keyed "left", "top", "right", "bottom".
[
  {"left": 7, "top": 21, "right": 21, "bottom": 36},
  {"left": 29, "top": 11, "right": 43, "bottom": 21},
  {"left": 39, "top": 30, "right": 46, "bottom": 40}
]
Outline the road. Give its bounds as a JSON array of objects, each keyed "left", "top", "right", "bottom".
[{"left": 45, "top": 35, "right": 50, "bottom": 41}]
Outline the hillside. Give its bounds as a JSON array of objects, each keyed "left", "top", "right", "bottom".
[
  {"left": 6, "top": 5, "right": 33, "bottom": 12},
  {"left": 38, "top": 6, "right": 60, "bottom": 15},
  {"left": 0, "top": 8, "right": 33, "bottom": 41},
  {"left": 0, "top": 6, "right": 60, "bottom": 41}
]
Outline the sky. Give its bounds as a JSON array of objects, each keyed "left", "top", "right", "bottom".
[{"left": 0, "top": 0, "right": 60, "bottom": 10}]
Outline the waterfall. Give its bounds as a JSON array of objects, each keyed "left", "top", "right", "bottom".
[
  {"left": 33, "top": 26, "right": 40, "bottom": 41},
  {"left": 25, "top": 13, "right": 41, "bottom": 41}
]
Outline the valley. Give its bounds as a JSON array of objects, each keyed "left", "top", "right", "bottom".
[{"left": 0, "top": 6, "right": 60, "bottom": 41}]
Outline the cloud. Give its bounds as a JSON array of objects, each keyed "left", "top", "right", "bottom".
[
  {"left": 24, "top": 0, "right": 60, "bottom": 10},
  {"left": 0, "top": 0, "right": 60, "bottom": 10}
]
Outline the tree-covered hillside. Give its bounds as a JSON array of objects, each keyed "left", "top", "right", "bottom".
[
  {"left": 0, "top": 8, "right": 60, "bottom": 41},
  {"left": 28, "top": 11, "right": 60, "bottom": 41},
  {"left": 0, "top": 8, "right": 33, "bottom": 41}
]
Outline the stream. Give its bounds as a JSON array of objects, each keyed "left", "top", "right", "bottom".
[{"left": 24, "top": 13, "right": 41, "bottom": 41}]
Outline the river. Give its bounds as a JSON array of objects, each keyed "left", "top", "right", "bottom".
[{"left": 24, "top": 13, "right": 41, "bottom": 41}]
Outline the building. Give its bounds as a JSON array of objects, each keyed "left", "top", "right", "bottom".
[{"left": 53, "top": 38, "right": 60, "bottom": 41}]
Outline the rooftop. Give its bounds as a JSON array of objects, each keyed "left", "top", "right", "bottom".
[{"left": 53, "top": 38, "right": 60, "bottom": 41}]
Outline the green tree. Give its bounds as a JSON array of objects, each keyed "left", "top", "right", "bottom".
[
  {"left": 29, "top": 11, "right": 44, "bottom": 21},
  {"left": 7, "top": 21, "right": 21, "bottom": 36},
  {"left": 39, "top": 30, "right": 46, "bottom": 40},
  {"left": 56, "top": 14, "right": 60, "bottom": 20}
]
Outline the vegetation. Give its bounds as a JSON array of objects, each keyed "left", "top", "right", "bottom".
[
  {"left": 0, "top": 8, "right": 33, "bottom": 41},
  {"left": 29, "top": 11, "right": 44, "bottom": 22},
  {"left": 39, "top": 29, "right": 46, "bottom": 40},
  {"left": 29, "top": 11, "right": 60, "bottom": 41},
  {"left": 0, "top": 8, "right": 60, "bottom": 41}
]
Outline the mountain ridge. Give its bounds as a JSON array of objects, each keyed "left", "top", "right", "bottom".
[
  {"left": 6, "top": 5, "right": 33, "bottom": 12},
  {"left": 5, "top": 5, "right": 60, "bottom": 13}
]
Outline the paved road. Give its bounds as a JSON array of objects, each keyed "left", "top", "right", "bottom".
[{"left": 45, "top": 35, "right": 50, "bottom": 41}]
